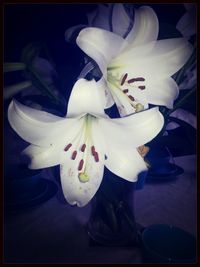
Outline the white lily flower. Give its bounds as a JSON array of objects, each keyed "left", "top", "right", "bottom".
[
  {"left": 76, "top": 6, "right": 193, "bottom": 117},
  {"left": 8, "top": 78, "right": 164, "bottom": 207}
]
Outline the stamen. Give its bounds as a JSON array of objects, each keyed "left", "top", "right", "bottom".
[
  {"left": 128, "top": 77, "right": 145, "bottom": 84},
  {"left": 71, "top": 151, "right": 77, "bottom": 160},
  {"left": 78, "top": 159, "right": 84, "bottom": 171},
  {"left": 120, "top": 73, "right": 128, "bottom": 86},
  {"left": 64, "top": 143, "right": 72, "bottom": 151},
  {"left": 123, "top": 89, "right": 129, "bottom": 94},
  {"left": 138, "top": 85, "right": 146, "bottom": 90},
  {"left": 91, "top": 146, "right": 96, "bottom": 156},
  {"left": 94, "top": 152, "right": 99, "bottom": 162},
  {"left": 81, "top": 144, "right": 86, "bottom": 152},
  {"left": 128, "top": 95, "right": 135, "bottom": 101}
]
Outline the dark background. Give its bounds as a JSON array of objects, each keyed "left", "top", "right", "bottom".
[{"left": 3, "top": 3, "right": 197, "bottom": 264}]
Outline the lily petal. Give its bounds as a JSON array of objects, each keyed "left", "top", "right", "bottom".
[
  {"left": 77, "top": 27, "right": 127, "bottom": 74},
  {"left": 99, "top": 107, "right": 164, "bottom": 148},
  {"left": 125, "top": 6, "right": 159, "bottom": 47},
  {"left": 145, "top": 78, "right": 179, "bottom": 109},
  {"left": 23, "top": 144, "right": 62, "bottom": 169},
  {"left": 112, "top": 4, "right": 132, "bottom": 37},
  {"left": 112, "top": 38, "right": 193, "bottom": 79},
  {"left": 66, "top": 79, "right": 106, "bottom": 117},
  {"left": 88, "top": 4, "right": 111, "bottom": 31},
  {"left": 8, "top": 99, "right": 83, "bottom": 147},
  {"left": 176, "top": 6, "right": 196, "bottom": 37},
  {"left": 60, "top": 120, "right": 105, "bottom": 207},
  {"left": 105, "top": 147, "right": 147, "bottom": 182},
  {"left": 98, "top": 77, "right": 115, "bottom": 108}
]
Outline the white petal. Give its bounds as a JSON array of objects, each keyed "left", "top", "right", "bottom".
[
  {"left": 112, "top": 4, "right": 132, "bottom": 37},
  {"left": 170, "top": 108, "right": 197, "bottom": 129},
  {"left": 98, "top": 78, "right": 115, "bottom": 108},
  {"left": 88, "top": 4, "right": 111, "bottom": 31},
  {"left": 125, "top": 6, "right": 159, "bottom": 47},
  {"left": 105, "top": 147, "right": 147, "bottom": 182},
  {"left": 87, "top": 8, "right": 98, "bottom": 26},
  {"left": 145, "top": 78, "right": 179, "bottom": 109},
  {"left": 23, "top": 144, "right": 61, "bottom": 169},
  {"left": 112, "top": 38, "right": 193, "bottom": 79},
  {"left": 8, "top": 99, "right": 83, "bottom": 147},
  {"left": 65, "top": 24, "right": 86, "bottom": 43},
  {"left": 66, "top": 79, "right": 106, "bottom": 117},
  {"left": 176, "top": 8, "right": 196, "bottom": 37},
  {"left": 99, "top": 107, "right": 164, "bottom": 148},
  {"left": 76, "top": 27, "right": 127, "bottom": 75},
  {"left": 166, "top": 122, "right": 180, "bottom": 130},
  {"left": 60, "top": 119, "right": 105, "bottom": 207}
]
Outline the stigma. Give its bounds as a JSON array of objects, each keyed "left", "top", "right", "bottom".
[{"left": 78, "top": 172, "right": 89, "bottom": 183}]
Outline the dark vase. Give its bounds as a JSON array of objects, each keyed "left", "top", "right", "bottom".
[{"left": 87, "top": 171, "right": 139, "bottom": 246}]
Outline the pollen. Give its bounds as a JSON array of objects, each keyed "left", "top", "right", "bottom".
[
  {"left": 64, "top": 143, "right": 72, "bottom": 151},
  {"left": 78, "top": 172, "right": 89, "bottom": 183},
  {"left": 123, "top": 89, "right": 129, "bottom": 94},
  {"left": 78, "top": 159, "right": 84, "bottom": 171},
  {"left": 138, "top": 85, "right": 146, "bottom": 90},
  {"left": 128, "top": 95, "right": 135, "bottom": 101},
  {"left": 81, "top": 144, "right": 86, "bottom": 152},
  {"left": 128, "top": 77, "right": 145, "bottom": 83},
  {"left": 120, "top": 73, "right": 128, "bottom": 86},
  {"left": 71, "top": 150, "right": 77, "bottom": 160},
  {"left": 94, "top": 152, "right": 99, "bottom": 162},
  {"left": 91, "top": 146, "right": 96, "bottom": 156}
]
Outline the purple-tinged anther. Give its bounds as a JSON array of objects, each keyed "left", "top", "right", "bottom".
[
  {"left": 91, "top": 146, "right": 96, "bottom": 156},
  {"left": 128, "top": 95, "right": 135, "bottom": 101},
  {"left": 123, "top": 89, "right": 129, "bottom": 94},
  {"left": 128, "top": 77, "right": 145, "bottom": 83},
  {"left": 94, "top": 152, "right": 99, "bottom": 162},
  {"left": 71, "top": 151, "right": 77, "bottom": 160},
  {"left": 81, "top": 144, "right": 86, "bottom": 152},
  {"left": 120, "top": 73, "right": 128, "bottom": 86},
  {"left": 138, "top": 86, "right": 146, "bottom": 90},
  {"left": 78, "top": 159, "right": 84, "bottom": 171},
  {"left": 64, "top": 143, "right": 72, "bottom": 151}
]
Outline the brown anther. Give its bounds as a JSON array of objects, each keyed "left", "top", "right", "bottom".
[
  {"left": 78, "top": 159, "right": 84, "bottom": 171},
  {"left": 138, "top": 85, "right": 146, "bottom": 90},
  {"left": 71, "top": 151, "right": 77, "bottom": 160},
  {"left": 81, "top": 144, "right": 86, "bottom": 152},
  {"left": 64, "top": 143, "right": 72, "bottom": 151},
  {"left": 123, "top": 89, "right": 129, "bottom": 94},
  {"left": 128, "top": 77, "right": 145, "bottom": 84},
  {"left": 94, "top": 152, "right": 99, "bottom": 162},
  {"left": 120, "top": 73, "right": 128, "bottom": 86},
  {"left": 91, "top": 146, "right": 96, "bottom": 156},
  {"left": 128, "top": 95, "right": 135, "bottom": 101}
]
